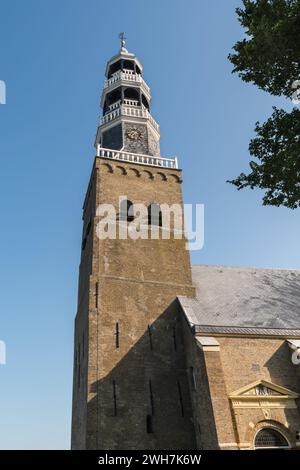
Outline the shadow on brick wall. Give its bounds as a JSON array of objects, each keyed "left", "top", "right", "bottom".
[{"left": 84, "top": 301, "right": 198, "bottom": 450}]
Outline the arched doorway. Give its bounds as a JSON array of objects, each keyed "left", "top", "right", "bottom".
[{"left": 254, "top": 427, "right": 290, "bottom": 450}]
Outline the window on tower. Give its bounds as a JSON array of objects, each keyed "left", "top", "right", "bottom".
[
  {"left": 120, "top": 199, "right": 134, "bottom": 222},
  {"left": 107, "top": 59, "right": 141, "bottom": 78},
  {"left": 124, "top": 87, "right": 140, "bottom": 106},
  {"left": 81, "top": 220, "right": 92, "bottom": 251},
  {"left": 142, "top": 94, "right": 149, "bottom": 110},
  {"left": 148, "top": 204, "right": 162, "bottom": 227},
  {"left": 104, "top": 88, "right": 122, "bottom": 114},
  {"left": 123, "top": 60, "right": 135, "bottom": 71},
  {"left": 108, "top": 60, "right": 122, "bottom": 77}
]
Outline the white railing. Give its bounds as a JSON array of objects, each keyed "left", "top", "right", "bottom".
[
  {"left": 123, "top": 99, "right": 139, "bottom": 106},
  {"left": 100, "top": 105, "right": 160, "bottom": 132},
  {"left": 97, "top": 146, "right": 178, "bottom": 169},
  {"left": 104, "top": 70, "right": 150, "bottom": 94},
  {"left": 108, "top": 100, "right": 121, "bottom": 111}
]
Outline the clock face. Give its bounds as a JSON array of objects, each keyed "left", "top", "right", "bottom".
[{"left": 126, "top": 127, "right": 143, "bottom": 141}]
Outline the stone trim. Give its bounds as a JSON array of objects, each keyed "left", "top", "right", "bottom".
[
  {"left": 230, "top": 379, "right": 299, "bottom": 399},
  {"left": 195, "top": 336, "right": 220, "bottom": 352},
  {"left": 247, "top": 420, "right": 294, "bottom": 450},
  {"left": 193, "top": 324, "right": 300, "bottom": 337},
  {"left": 219, "top": 442, "right": 239, "bottom": 449}
]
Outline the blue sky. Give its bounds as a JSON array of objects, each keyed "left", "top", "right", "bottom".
[{"left": 0, "top": 0, "right": 299, "bottom": 449}]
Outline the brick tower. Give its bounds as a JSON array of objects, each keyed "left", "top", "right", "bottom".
[{"left": 71, "top": 36, "right": 196, "bottom": 450}]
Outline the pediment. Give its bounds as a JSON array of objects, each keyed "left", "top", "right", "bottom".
[{"left": 229, "top": 380, "right": 299, "bottom": 400}]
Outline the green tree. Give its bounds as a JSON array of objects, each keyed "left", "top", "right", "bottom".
[{"left": 228, "top": 0, "right": 300, "bottom": 208}]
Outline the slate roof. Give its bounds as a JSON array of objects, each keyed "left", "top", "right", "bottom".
[{"left": 178, "top": 265, "right": 300, "bottom": 336}]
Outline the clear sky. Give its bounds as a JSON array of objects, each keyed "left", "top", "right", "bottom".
[{"left": 0, "top": 0, "right": 299, "bottom": 450}]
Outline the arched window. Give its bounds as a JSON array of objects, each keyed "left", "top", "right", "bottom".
[
  {"left": 254, "top": 428, "right": 290, "bottom": 449},
  {"left": 108, "top": 60, "right": 122, "bottom": 77},
  {"left": 142, "top": 94, "right": 150, "bottom": 110},
  {"left": 123, "top": 60, "right": 135, "bottom": 71},
  {"left": 120, "top": 199, "right": 134, "bottom": 222},
  {"left": 148, "top": 203, "right": 162, "bottom": 227},
  {"left": 106, "top": 88, "right": 122, "bottom": 107},
  {"left": 124, "top": 87, "right": 140, "bottom": 106}
]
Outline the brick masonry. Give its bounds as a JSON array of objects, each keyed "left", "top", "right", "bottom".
[
  {"left": 71, "top": 157, "right": 196, "bottom": 450},
  {"left": 71, "top": 156, "right": 300, "bottom": 450},
  {"left": 180, "top": 319, "right": 300, "bottom": 450}
]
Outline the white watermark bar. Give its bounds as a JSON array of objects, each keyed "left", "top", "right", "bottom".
[
  {"left": 0, "top": 340, "right": 6, "bottom": 365},
  {"left": 0, "top": 80, "right": 6, "bottom": 104}
]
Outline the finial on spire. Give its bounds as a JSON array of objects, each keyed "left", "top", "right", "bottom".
[{"left": 118, "top": 32, "right": 128, "bottom": 53}]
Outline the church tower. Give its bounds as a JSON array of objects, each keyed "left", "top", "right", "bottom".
[{"left": 71, "top": 35, "right": 196, "bottom": 450}]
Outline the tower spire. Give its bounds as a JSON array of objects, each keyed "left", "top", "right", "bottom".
[{"left": 95, "top": 39, "right": 163, "bottom": 159}]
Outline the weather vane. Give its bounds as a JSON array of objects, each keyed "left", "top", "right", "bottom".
[{"left": 119, "top": 32, "right": 126, "bottom": 50}]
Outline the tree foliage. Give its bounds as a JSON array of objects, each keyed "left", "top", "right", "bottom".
[
  {"left": 228, "top": 107, "right": 300, "bottom": 208},
  {"left": 228, "top": 0, "right": 300, "bottom": 208}
]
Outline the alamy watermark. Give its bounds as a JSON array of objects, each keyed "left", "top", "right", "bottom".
[
  {"left": 0, "top": 80, "right": 6, "bottom": 104},
  {"left": 0, "top": 340, "right": 6, "bottom": 365},
  {"left": 95, "top": 197, "right": 204, "bottom": 251}
]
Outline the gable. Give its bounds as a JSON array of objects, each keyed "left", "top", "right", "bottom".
[{"left": 230, "top": 380, "right": 299, "bottom": 399}]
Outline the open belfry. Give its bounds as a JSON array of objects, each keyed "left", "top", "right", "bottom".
[{"left": 72, "top": 36, "right": 300, "bottom": 450}]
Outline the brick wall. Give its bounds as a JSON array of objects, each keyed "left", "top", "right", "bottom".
[{"left": 180, "top": 323, "right": 300, "bottom": 450}]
